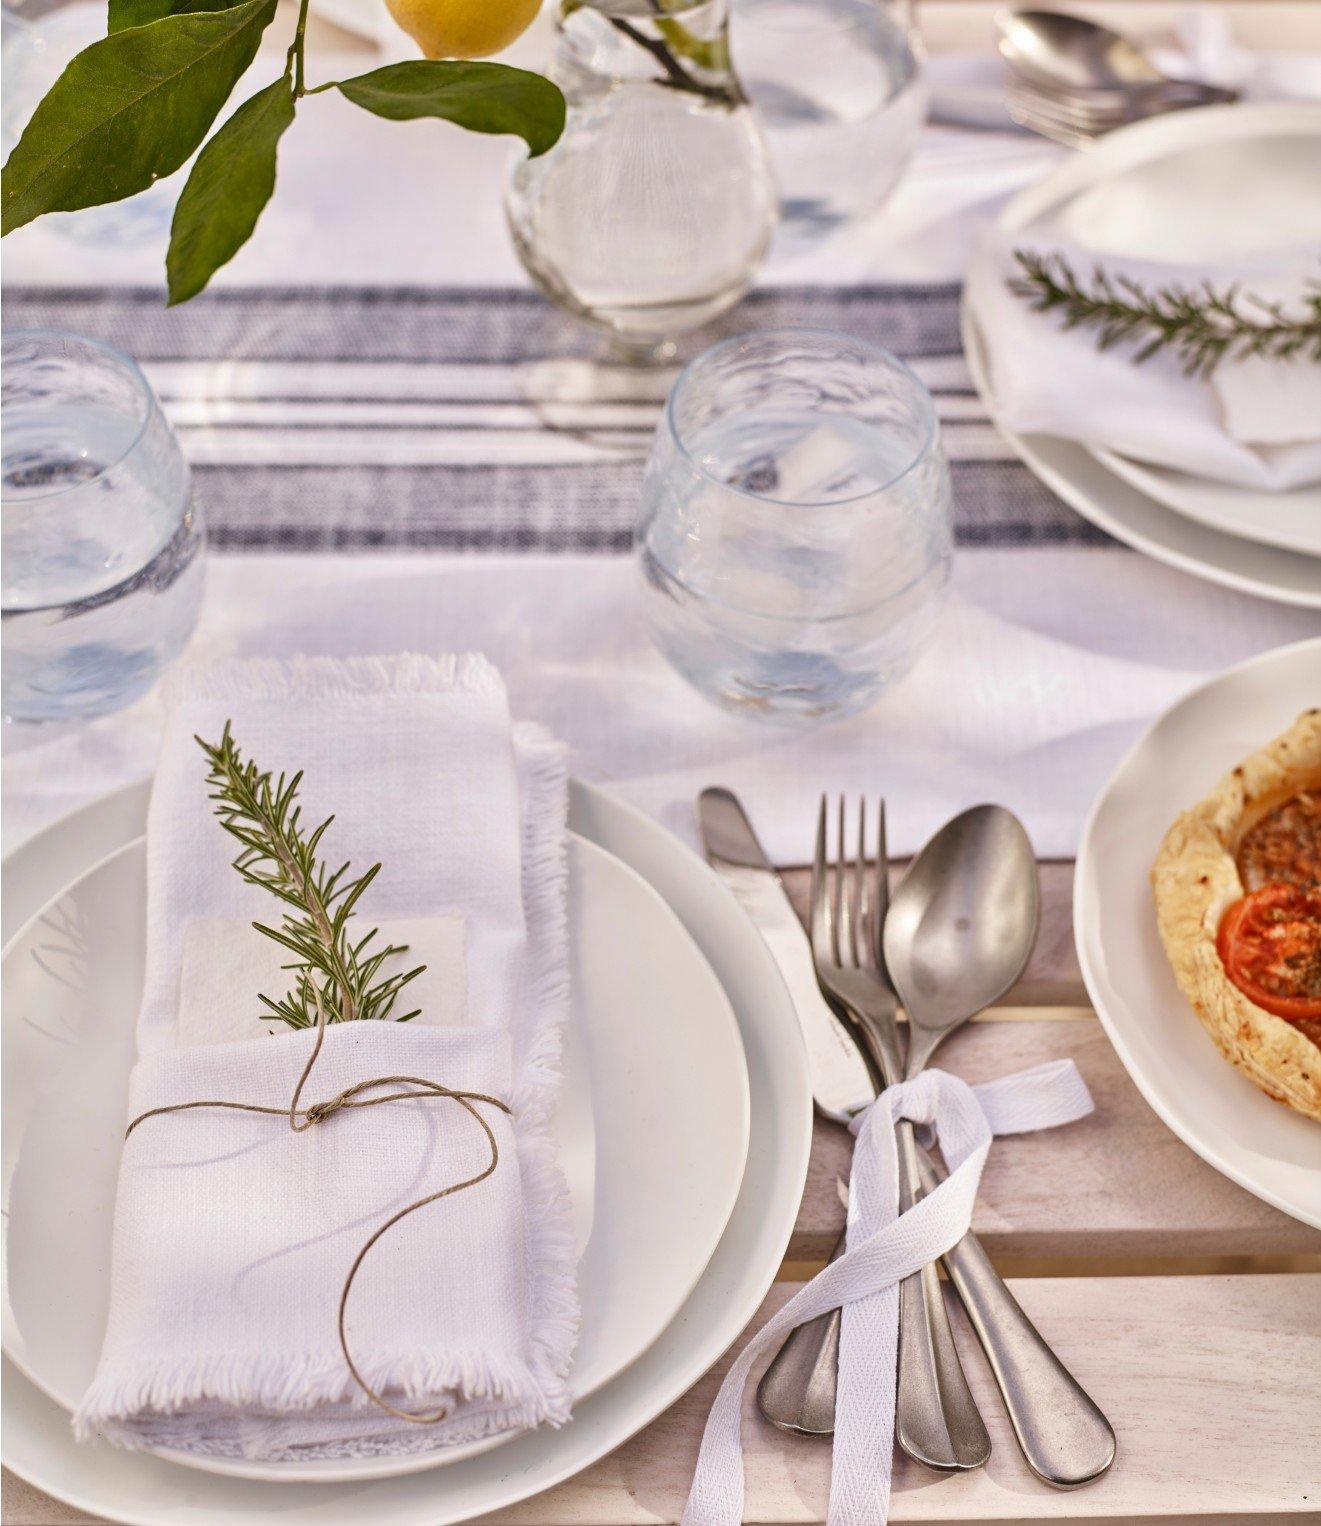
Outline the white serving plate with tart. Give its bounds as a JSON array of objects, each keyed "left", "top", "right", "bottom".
[{"left": 1076, "top": 638, "right": 1321, "bottom": 1228}]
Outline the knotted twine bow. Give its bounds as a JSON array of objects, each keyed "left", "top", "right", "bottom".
[
  {"left": 682, "top": 1060, "right": 1095, "bottom": 1526},
  {"left": 124, "top": 989, "right": 512, "bottom": 1425}
]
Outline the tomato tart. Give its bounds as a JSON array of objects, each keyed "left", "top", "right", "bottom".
[{"left": 1152, "top": 708, "right": 1321, "bottom": 1122}]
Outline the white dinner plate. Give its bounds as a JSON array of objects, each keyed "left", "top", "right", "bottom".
[
  {"left": 963, "top": 101, "right": 1321, "bottom": 609},
  {"left": 1075, "top": 638, "right": 1321, "bottom": 1229},
  {"left": 2, "top": 779, "right": 812, "bottom": 1523},
  {"left": 1089, "top": 449, "right": 1321, "bottom": 560},
  {"left": 2, "top": 823, "right": 749, "bottom": 1484}
]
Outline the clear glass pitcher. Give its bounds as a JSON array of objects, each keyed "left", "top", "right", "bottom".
[{"left": 505, "top": 0, "right": 777, "bottom": 355}]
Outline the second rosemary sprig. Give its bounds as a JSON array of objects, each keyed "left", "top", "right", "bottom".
[
  {"left": 197, "top": 724, "right": 425, "bottom": 1031},
  {"left": 1009, "top": 248, "right": 1321, "bottom": 378}
]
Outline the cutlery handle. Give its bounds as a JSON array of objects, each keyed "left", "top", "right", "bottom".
[
  {"left": 894, "top": 1120, "right": 992, "bottom": 1471},
  {"left": 1140, "top": 79, "right": 1240, "bottom": 108},
  {"left": 756, "top": 1229, "right": 846, "bottom": 1435},
  {"left": 916, "top": 1152, "right": 1117, "bottom": 1488}
]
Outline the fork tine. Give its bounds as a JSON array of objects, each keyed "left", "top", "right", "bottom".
[
  {"left": 833, "top": 794, "right": 846, "bottom": 966},
  {"left": 1011, "top": 87, "right": 1123, "bottom": 125},
  {"left": 1006, "top": 81, "right": 1126, "bottom": 125},
  {"left": 873, "top": 798, "right": 889, "bottom": 969},
  {"left": 810, "top": 793, "right": 830, "bottom": 964},
  {"left": 853, "top": 797, "right": 868, "bottom": 969},
  {"left": 1006, "top": 97, "right": 1096, "bottom": 148}
]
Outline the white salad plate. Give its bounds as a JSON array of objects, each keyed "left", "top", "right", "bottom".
[
  {"left": 963, "top": 101, "right": 1321, "bottom": 610},
  {"left": 3, "top": 823, "right": 749, "bottom": 1485},
  {"left": 1076, "top": 637, "right": 1321, "bottom": 1229},
  {"left": 2, "top": 779, "right": 813, "bottom": 1524}
]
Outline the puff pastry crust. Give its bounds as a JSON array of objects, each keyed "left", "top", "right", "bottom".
[{"left": 1151, "top": 708, "right": 1321, "bottom": 1122}]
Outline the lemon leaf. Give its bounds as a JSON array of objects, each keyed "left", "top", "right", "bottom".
[
  {"left": 335, "top": 61, "right": 565, "bottom": 158},
  {"left": 1, "top": 0, "right": 278, "bottom": 235},
  {"left": 167, "top": 79, "right": 295, "bottom": 305},
  {"left": 107, "top": 0, "right": 250, "bottom": 36}
]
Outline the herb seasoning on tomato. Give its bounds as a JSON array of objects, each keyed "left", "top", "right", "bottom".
[
  {"left": 1236, "top": 790, "right": 1321, "bottom": 891},
  {"left": 1218, "top": 882, "right": 1321, "bottom": 1048}
]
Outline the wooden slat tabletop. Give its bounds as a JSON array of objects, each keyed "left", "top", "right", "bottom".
[
  {"left": 780, "top": 863, "right": 1321, "bottom": 1264},
  {"left": 7, "top": 854, "right": 1318, "bottom": 1525},
  {"left": 475, "top": 1277, "right": 1321, "bottom": 1525}
]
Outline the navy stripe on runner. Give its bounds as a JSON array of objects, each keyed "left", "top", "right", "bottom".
[{"left": 6, "top": 285, "right": 1109, "bottom": 554}]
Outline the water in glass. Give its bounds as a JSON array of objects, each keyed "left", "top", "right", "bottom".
[
  {"left": 638, "top": 329, "right": 950, "bottom": 723},
  {"left": 732, "top": 0, "right": 927, "bottom": 255},
  {"left": 3, "top": 331, "right": 204, "bottom": 722}
]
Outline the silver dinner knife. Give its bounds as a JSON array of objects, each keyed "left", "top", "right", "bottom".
[{"left": 697, "top": 787, "right": 874, "bottom": 1124}]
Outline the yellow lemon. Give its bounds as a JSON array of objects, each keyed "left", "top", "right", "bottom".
[{"left": 383, "top": 0, "right": 543, "bottom": 58}]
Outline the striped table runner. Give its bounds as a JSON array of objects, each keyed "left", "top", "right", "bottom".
[
  {"left": 7, "top": 283, "right": 1107, "bottom": 555},
  {"left": 7, "top": 277, "right": 1313, "bottom": 865}
]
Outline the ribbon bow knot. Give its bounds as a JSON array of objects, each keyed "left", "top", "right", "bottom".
[{"left": 682, "top": 1059, "right": 1095, "bottom": 1526}]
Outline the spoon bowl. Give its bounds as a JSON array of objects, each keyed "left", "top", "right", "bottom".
[
  {"left": 997, "top": 9, "right": 1164, "bottom": 93},
  {"left": 883, "top": 804, "right": 1039, "bottom": 1068}
]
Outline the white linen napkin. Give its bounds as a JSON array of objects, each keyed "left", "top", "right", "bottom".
[
  {"left": 74, "top": 653, "right": 578, "bottom": 1460},
  {"left": 967, "top": 230, "right": 1321, "bottom": 490}
]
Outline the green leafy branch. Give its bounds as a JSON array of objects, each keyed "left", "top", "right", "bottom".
[
  {"left": 558, "top": 0, "right": 738, "bottom": 106},
  {"left": 1009, "top": 248, "right": 1321, "bottom": 378},
  {"left": 606, "top": 15, "right": 739, "bottom": 105},
  {"left": 197, "top": 723, "right": 425, "bottom": 1030},
  {"left": 1, "top": 0, "right": 566, "bottom": 304}
]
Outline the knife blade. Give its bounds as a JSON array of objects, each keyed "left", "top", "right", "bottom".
[{"left": 697, "top": 787, "right": 876, "bottom": 1123}]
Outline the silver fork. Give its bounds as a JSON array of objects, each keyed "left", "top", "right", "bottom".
[
  {"left": 760, "top": 797, "right": 1118, "bottom": 1488},
  {"left": 1006, "top": 78, "right": 1234, "bottom": 146},
  {"left": 801, "top": 796, "right": 991, "bottom": 1470}
]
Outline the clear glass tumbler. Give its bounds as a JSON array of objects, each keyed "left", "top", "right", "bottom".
[
  {"left": 2, "top": 330, "right": 205, "bottom": 722},
  {"left": 637, "top": 328, "right": 951, "bottom": 724},
  {"left": 731, "top": 0, "right": 928, "bottom": 257}
]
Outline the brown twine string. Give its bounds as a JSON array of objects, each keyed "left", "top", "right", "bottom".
[{"left": 124, "top": 988, "right": 512, "bottom": 1426}]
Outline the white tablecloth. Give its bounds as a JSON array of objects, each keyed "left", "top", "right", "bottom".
[
  {"left": 4, "top": 7, "right": 1320, "bottom": 866},
  {"left": 5, "top": 548, "right": 1313, "bottom": 862}
]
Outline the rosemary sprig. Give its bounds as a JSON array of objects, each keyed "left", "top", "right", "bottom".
[
  {"left": 196, "top": 724, "right": 425, "bottom": 1030},
  {"left": 1008, "top": 248, "right": 1321, "bottom": 378}
]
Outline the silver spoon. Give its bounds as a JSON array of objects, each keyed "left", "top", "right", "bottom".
[
  {"left": 885, "top": 806, "right": 1116, "bottom": 1489},
  {"left": 883, "top": 804, "right": 1039, "bottom": 1079},
  {"left": 997, "top": 10, "right": 1238, "bottom": 107}
]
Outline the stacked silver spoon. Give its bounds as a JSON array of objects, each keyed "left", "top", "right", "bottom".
[{"left": 998, "top": 9, "right": 1238, "bottom": 147}]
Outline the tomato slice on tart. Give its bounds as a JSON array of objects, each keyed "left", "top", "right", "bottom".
[{"left": 1218, "top": 883, "right": 1321, "bottom": 1030}]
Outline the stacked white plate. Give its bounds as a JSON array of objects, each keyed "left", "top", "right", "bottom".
[
  {"left": 2, "top": 780, "right": 813, "bottom": 1523},
  {"left": 963, "top": 101, "right": 1321, "bottom": 609}
]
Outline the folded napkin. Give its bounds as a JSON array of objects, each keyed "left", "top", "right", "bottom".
[
  {"left": 967, "top": 230, "right": 1321, "bottom": 490},
  {"left": 75, "top": 654, "right": 577, "bottom": 1460}
]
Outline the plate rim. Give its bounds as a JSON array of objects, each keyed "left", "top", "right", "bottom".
[
  {"left": 1, "top": 825, "right": 751, "bottom": 1484},
  {"left": 961, "top": 304, "right": 1321, "bottom": 610},
  {"left": 1089, "top": 445, "right": 1321, "bottom": 559},
  {"left": 1073, "top": 635, "right": 1321, "bottom": 1229},
  {"left": 1, "top": 776, "right": 812, "bottom": 1525}
]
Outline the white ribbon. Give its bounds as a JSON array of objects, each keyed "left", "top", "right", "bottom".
[{"left": 681, "top": 1060, "right": 1095, "bottom": 1526}]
